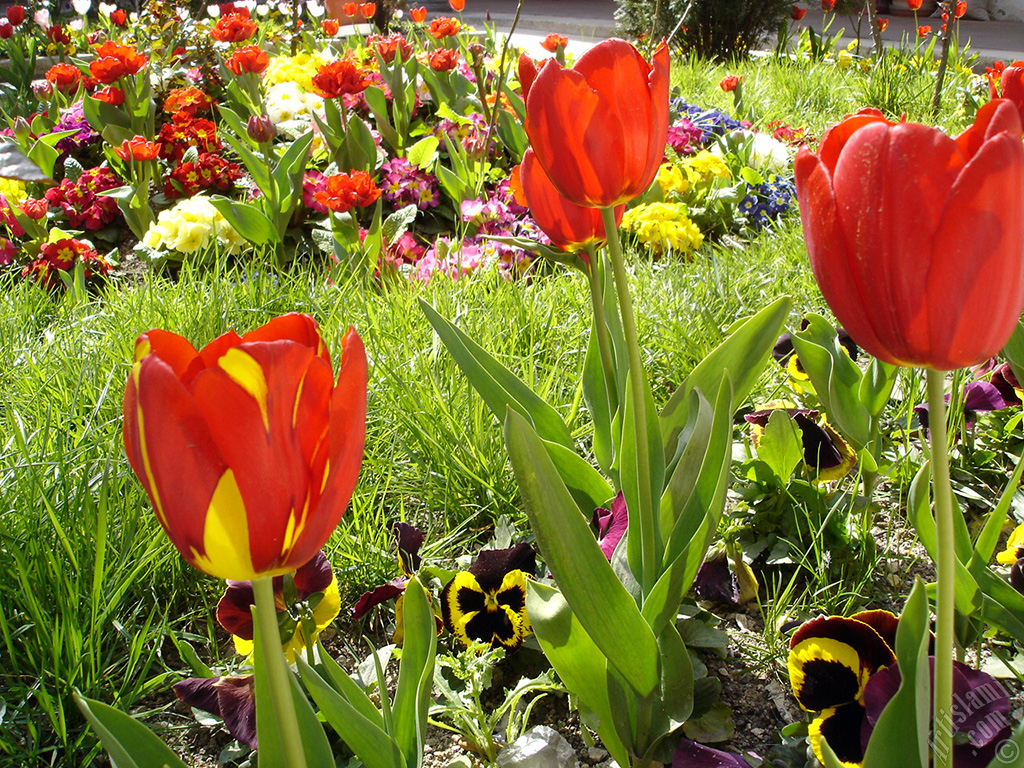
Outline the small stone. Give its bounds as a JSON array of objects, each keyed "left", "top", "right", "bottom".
[
  {"left": 586, "top": 747, "right": 609, "bottom": 763},
  {"left": 496, "top": 726, "right": 578, "bottom": 768}
]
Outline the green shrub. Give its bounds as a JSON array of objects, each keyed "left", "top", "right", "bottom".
[{"left": 615, "top": 0, "right": 794, "bottom": 59}]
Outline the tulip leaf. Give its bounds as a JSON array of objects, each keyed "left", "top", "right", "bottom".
[
  {"left": 525, "top": 582, "right": 629, "bottom": 766},
  {"left": 505, "top": 408, "right": 660, "bottom": 697},
  {"left": 582, "top": 322, "right": 615, "bottom": 475},
  {"left": 421, "top": 299, "right": 574, "bottom": 450},
  {"left": 74, "top": 692, "right": 189, "bottom": 768},
  {"left": 252, "top": 610, "right": 333, "bottom": 768},
  {"left": 1001, "top": 320, "right": 1024, "bottom": 390},
  {"left": 660, "top": 296, "right": 790, "bottom": 466},
  {"left": 313, "top": 640, "right": 385, "bottom": 727},
  {"left": 296, "top": 657, "right": 405, "bottom": 768},
  {"left": 862, "top": 578, "right": 930, "bottom": 768},
  {"left": 972, "top": 454, "right": 1024, "bottom": 563},
  {"left": 859, "top": 359, "right": 898, "bottom": 419},
  {"left": 208, "top": 196, "right": 277, "bottom": 247},
  {"left": 970, "top": 564, "right": 1024, "bottom": 645},
  {"left": 986, "top": 716, "right": 1024, "bottom": 768},
  {"left": 389, "top": 575, "right": 435, "bottom": 768},
  {"left": 541, "top": 437, "right": 615, "bottom": 514},
  {"left": 363, "top": 85, "right": 401, "bottom": 151}
]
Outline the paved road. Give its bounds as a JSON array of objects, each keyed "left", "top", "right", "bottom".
[{"left": 422, "top": 0, "right": 1023, "bottom": 67}]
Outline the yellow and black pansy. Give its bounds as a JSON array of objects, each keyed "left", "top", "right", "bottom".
[
  {"left": 746, "top": 402, "right": 858, "bottom": 483},
  {"left": 441, "top": 543, "right": 536, "bottom": 652},
  {"left": 773, "top": 327, "right": 858, "bottom": 394},
  {"left": 788, "top": 613, "right": 897, "bottom": 768}
]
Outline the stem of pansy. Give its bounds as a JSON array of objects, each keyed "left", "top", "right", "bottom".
[
  {"left": 585, "top": 244, "right": 619, "bottom": 419},
  {"left": 601, "top": 205, "right": 656, "bottom": 595},
  {"left": 253, "top": 577, "right": 308, "bottom": 768},
  {"left": 926, "top": 367, "right": 954, "bottom": 768}
]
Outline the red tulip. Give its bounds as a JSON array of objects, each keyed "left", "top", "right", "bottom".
[
  {"left": 512, "top": 150, "right": 624, "bottom": 253},
  {"left": 122, "top": 314, "right": 367, "bottom": 580},
  {"left": 794, "top": 101, "right": 1024, "bottom": 370},
  {"left": 990, "top": 60, "right": 1024, "bottom": 124},
  {"left": 6, "top": 5, "right": 25, "bottom": 25},
  {"left": 877, "top": 17, "right": 889, "bottom": 31},
  {"left": 115, "top": 135, "right": 161, "bottom": 161},
  {"left": 359, "top": 2, "right": 375, "bottom": 18},
  {"left": 449, "top": 0, "right": 465, "bottom": 10},
  {"left": 791, "top": 6, "right": 807, "bottom": 20},
  {"left": 0, "top": 21, "right": 12, "bottom": 38},
  {"left": 917, "top": 24, "right": 931, "bottom": 37},
  {"left": 907, "top": 0, "right": 922, "bottom": 7},
  {"left": 523, "top": 38, "right": 669, "bottom": 209},
  {"left": 719, "top": 74, "right": 742, "bottom": 92},
  {"left": 409, "top": 5, "right": 427, "bottom": 22}
]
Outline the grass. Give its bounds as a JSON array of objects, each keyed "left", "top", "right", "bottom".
[{"left": 0, "top": 42, "right": 989, "bottom": 765}]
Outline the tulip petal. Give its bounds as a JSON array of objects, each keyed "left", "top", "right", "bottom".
[
  {"left": 123, "top": 356, "right": 230, "bottom": 572},
  {"left": 135, "top": 329, "right": 198, "bottom": 377},
  {"left": 242, "top": 312, "right": 331, "bottom": 368},
  {"left": 956, "top": 98, "right": 1022, "bottom": 158},
  {"left": 927, "top": 129, "right": 1024, "bottom": 368},
  {"left": 831, "top": 122, "right": 964, "bottom": 366},
  {"left": 817, "top": 109, "right": 889, "bottom": 174},
  {"left": 190, "top": 342, "right": 334, "bottom": 576},
  {"left": 795, "top": 148, "right": 890, "bottom": 361},
  {"left": 527, "top": 62, "right": 627, "bottom": 207}
]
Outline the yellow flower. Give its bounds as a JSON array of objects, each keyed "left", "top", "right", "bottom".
[
  {"left": 142, "top": 196, "right": 244, "bottom": 257},
  {"left": 657, "top": 162, "right": 691, "bottom": 197},
  {"left": 621, "top": 202, "right": 704, "bottom": 257},
  {"left": 264, "top": 52, "right": 327, "bottom": 91},
  {"left": 684, "top": 150, "right": 732, "bottom": 181},
  {"left": 0, "top": 178, "right": 27, "bottom": 204},
  {"left": 997, "top": 522, "right": 1024, "bottom": 565}
]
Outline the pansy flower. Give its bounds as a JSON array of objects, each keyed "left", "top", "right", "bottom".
[
  {"left": 592, "top": 491, "right": 627, "bottom": 560},
  {"left": 788, "top": 612, "right": 898, "bottom": 767},
  {"left": 914, "top": 379, "right": 1016, "bottom": 435},
  {"left": 173, "top": 675, "right": 257, "bottom": 748},
  {"left": 745, "top": 401, "right": 857, "bottom": 483},
  {"left": 773, "top": 325, "right": 858, "bottom": 394},
  {"left": 441, "top": 544, "right": 535, "bottom": 652},
  {"left": 215, "top": 550, "right": 340, "bottom": 662}
]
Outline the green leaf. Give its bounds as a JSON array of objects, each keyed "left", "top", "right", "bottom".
[
  {"left": 82, "top": 93, "right": 131, "bottom": 134},
  {"left": 253, "top": 609, "right": 333, "bottom": 768},
  {"left": 313, "top": 640, "right": 385, "bottom": 727},
  {"left": 524, "top": 582, "right": 630, "bottom": 767},
  {"left": 541, "top": 438, "right": 615, "bottom": 513},
  {"left": 407, "top": 135, "right": 439, "bottom": 170},
  {"left": 505, "top": 408, "right": 660, "bottom": 697},
  {"left": 973, "top": 455, "right": 1024, "bottom": 563},
  {"left": 421, "top": 300, "right": 574, "bottom": 449},
  {"left": 582, "top": 324, "right": 615, "bottom": 475},
  {"left": 859, "top": 359, "right": 898, "bottom": 418},
  {"left": 382, "top": 204, "right": 418, "bottom": 246},
  {"left": 660, "top": 296, "right": 790, "bottom": 465},
  {"left": 208, "top": 196, "right": 277, "bottom": 246},
  {"left": 363, "top": 85, "right": 401, "bottom": 150},
  {"left": 297, "top": 657, "right": 405, "bottom": 768},
  {"left": 986, "top": 715, "right": 1024, "bottom": 768},
  {"left": 756, "top": 410, "right": 803, "bottom": 483},
  {"left": 682, "top": 701, "right": 733, "bottom": 743},
  {"left": 390, "top": 575, "right": 435, "bottom": 768},
  {"left": 861, "top": 579, "right": 930, "bottom": 768},
  {"left": 74, "top": 693, "right": 189, "bottom": 768},
  {"left": 1002, "top": 320, "right": 1024, "bottom": 389},
  {"left": 222, "top": 130, "right": 272, "bottom": 196},
  {"left": 26, "top": 141, "right": 59, "bottom": 180}
]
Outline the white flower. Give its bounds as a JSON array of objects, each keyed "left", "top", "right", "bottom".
[
  {"left": 97, "top": 1, "right": 116, "bottom": 16},
  {"left": 33, "top": 8, "right": 50, "bottom": 28},
  {"left": 72, "top": 0, "right": 91, "bottom": 15},
  {"left": 68, "top": 17, "right": 85, "bottom": 29},
  {"left": 256, "top": 3, "right": 270, "bottom": 15},
  {"left": 206, "top": 4, "right": 220, "bottom": 16},
  {"left": 306, "top": 1, "right": 325, "bottom": 17}
]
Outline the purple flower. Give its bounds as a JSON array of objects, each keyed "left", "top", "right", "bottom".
[
  {"left": 51, "top": 100, "right": 99, "bottom": 154},
  {"left": 667, "top": 118, "right": 705, "bottom": 155},
  {"left": 592, "top": 492, "right": 627, "bottom": 560},
  {"left": 914, "top": 379, "right": 1016, "bottom": 434},
  {"left": 379, "top": 157, "right": 440, "bottom": 210}
]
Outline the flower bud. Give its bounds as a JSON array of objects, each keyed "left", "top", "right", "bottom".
[
  {"left": 12, "top": 117, "right": 31, "bottom": 142},
  {"left": 246, "top": 114, "right": 276, "bottom": 143},
  {"left": 468, "top": 42, "right": 485, "bottom": 66},
  {"left": 31, "top": 79, "right": 53, "bottom": 100}
]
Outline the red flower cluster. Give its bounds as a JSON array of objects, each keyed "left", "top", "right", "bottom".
[
  {"left": 158, "top": 111, "right": 221, "bottom": 162},
  {"left": 165, "top": 153, "right": 242, "bottom": 198},
  {"left": 163, "top": 87, "right": 213, "bottom": 116},
  {"left": 23, "top": 237, "right": 110, "bottom": 290},
  {"left": 44, "top": 167, "right": 122, "bottom": 230},
  {"left": 47, "top": 25, "right": 71, "bottom": 45},
  {"left": 225, "top": 45, "right": 269, "bottom": 75},
  {"left": 115, "top": 136, "right": 161, "bottom": 161},
  {"left": 311, "top": 57, "right": 369, "bottom": 98},
  {"left": 369, "top": 33, "right": 412, "bottom": 64},
  {"left": 90, "top": 41, "right": 148, "bottom": 84},
  {"left": 45, "top": 63, "right": 82, "bottom": 93},
  {"left": 314, "top": 171, "right": 381, "bottom": 213},
  {"left": 540, "top": 34, "right": 567, "bottom": 52},
  {"left": 94, "top": 85, "right": 125, "bottom": 105},
  {"left": 427, "top": 16, "right": 460, "bottom": 38},
  {"left": 210, "top": 12, "right": 257, "bottom": 43},
  {"left": 429, "top": 48, "right": 459, "bottom": 72}
]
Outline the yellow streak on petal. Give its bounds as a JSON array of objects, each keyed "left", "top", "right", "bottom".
[
  {"left": 191, "top": 469, "right": 256, "bottom": 580},
  {"left": 218, "top": 348, "right": 270, "bottom": 432},
  {"left": 292, "top": 370, "right": 307, "bottom": 429},
  {"left": 132, "top": 361, "right": 166, "bottom": 526},
  {"left": 134, "top": 337, "right": 152, "bottom": 363}
]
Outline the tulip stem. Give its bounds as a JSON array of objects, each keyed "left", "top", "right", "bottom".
[
  {"left": 585, "top": 244, "right": 619, "bottom": 418},
  {"left": 602, "top": 206, "right": 656, "bottom": 595},
  {"left": 926, "top": 367, "right": 954, "bottom": 768},
  {"left": 253, "top": 577, "right": 308, "bottom": 768}
]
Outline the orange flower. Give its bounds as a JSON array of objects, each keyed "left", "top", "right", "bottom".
[
  {"left": 719, "top": 74, "right": 742, "bottom": 92},
  {"left": 210, "top": 12, "right": 258, "bottom": 43},
  {"left": 429, "top": 47, "right": 459, "bottom": 72},
  {"left": 410, "top": 5, "right": 427, "bottom": 22},
  {"left": 954, "top": 0, "right": 967, "bottom": 15},
  {"left": 522, "top": 38, "right": 669, "bottom": 208},
  {"left": 226, "top": 44, "right": 269, "bottom": 75},
  {"left": 540, "top": 33, "right": 567, "bottom": 52},
  {"left": 321, "top": 18, "right": 340, "bottom": 35},
  {"left": 512, "top": 150, "right": 623, "bottom": 253},
  {"left": 163, "top": 86, "right": 212, "bottom": 115},
  {"left": 449, "top": 0, "right": 465, "bottom": 10},
  {"left": 427, "top": 16, "right": 460, "bottom": 38},
  {"left": 989, "top": 60, "right": 1024, "bottom": 123},
  {"left": 794, "top": 101, "right": 1024, "bottom": 369},
  {"left": 122, "top": 314, "right": 367, "bottom": 581},
  {"left": 45, "top": 63, "right": 82, "bottom": 93},
  {"left": 89, "top": 41, "right": 148, "bottom": 84},
  {"left": 314, "top": 171, "right": 381, "bottom": 213},
  {"left": 359, "top": 2, "right": 375, "bottom": 18},
  {"left": 115, "top": 135, "right": 161, "bottom": 161},
  {"left": 342, "top": 1, "right": 357, "bottom": 15},
  {"left": 93, "top": 85, "right": 125, "bottom": 105},
  {"left": 907, "top": 0, "right": 922, "bottom": 8},
  {"left": 370, "top": 33, "right": 412, "bottom": 64},
  {"left": 311, "top": 57, "right": 369, "bottom": 98},
  {"left": 917, "top": 24, "right": 931, "bottom": 36},
  {"left": 110, "top": 8, "right": 127, "bottom": 26}
]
